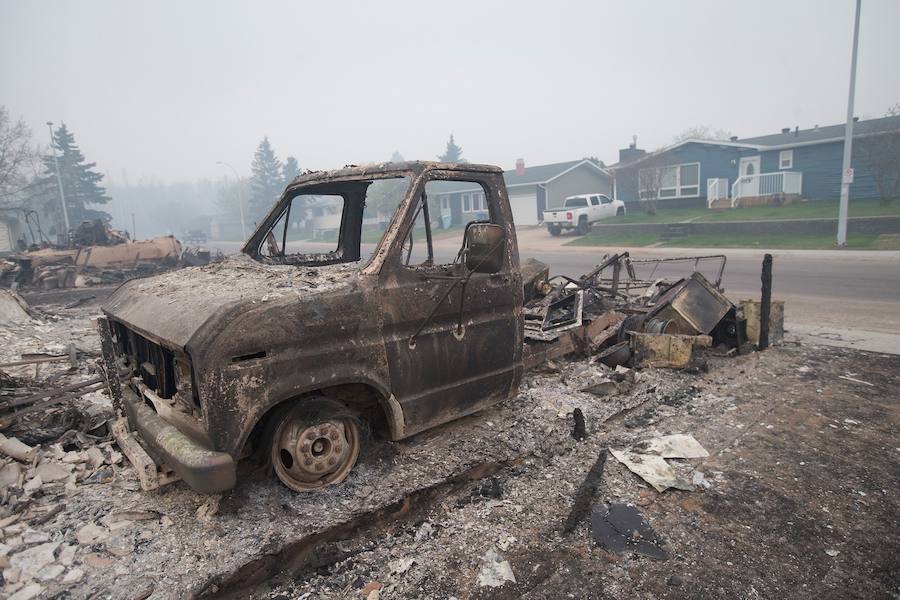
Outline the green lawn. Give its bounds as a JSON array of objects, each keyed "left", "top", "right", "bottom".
[
  {"left": 601, "top": 208, "right": 710, "bottom": 224},
  {"left": 566, "top": 232, "right": 899, "bottom": 250},
  {"left": 566, "top": 232, "right": 665, "bottom": 247},
  {"left": 607, "top": 198, "right": 900, "bottom": 225},
  {"left": 660, "top": 233, "right": 885, "bottom": 250}
]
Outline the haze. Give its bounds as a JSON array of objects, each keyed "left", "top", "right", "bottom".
[{"left": 2, "top": 0, "right": 900, "bottom": 182}]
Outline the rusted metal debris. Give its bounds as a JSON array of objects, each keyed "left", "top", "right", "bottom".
[
  {"left": 521, "top": 254, "right": 748, "bottom": 371},
  {"left": 1, "top": 219, "right": 215, "bottom": 291}
]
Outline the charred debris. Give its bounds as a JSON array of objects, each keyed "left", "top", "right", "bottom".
[
  {"left": 521, "top": 252, "right": 760, "bottom": 372},
  {"left": 0, "top": 219, "right": 216, "bottom": 291}
]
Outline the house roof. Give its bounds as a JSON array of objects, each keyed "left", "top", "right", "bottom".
[
  {"left": 611, "top": 115, "right": 900, "bottom": 169},
  {"left": 430, "top": 159, "right": 610, "bottom": 194},
  {"left": 608, "top": 139, "right": 760, "bottom": 170},
  {"left": 736, "top": 114, "right": 900, "bottom": 147},
  {"left": 503, "top": 159, "right": 607, "bottom": 186}
]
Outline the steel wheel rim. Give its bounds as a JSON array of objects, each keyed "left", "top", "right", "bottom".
[{"left": 272, "top": 408, "right": 360, "bottom": 492}]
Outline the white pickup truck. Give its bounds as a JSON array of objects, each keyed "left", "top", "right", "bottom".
[{"left": 543, "top": 194, "right": 626, "bottom": 236}]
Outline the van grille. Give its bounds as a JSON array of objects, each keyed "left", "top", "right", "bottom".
[{"left": 111, "top": 321, "right": 177, "bottom": 399}]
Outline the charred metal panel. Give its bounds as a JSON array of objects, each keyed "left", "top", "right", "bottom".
[
  {"left": 377, "top": 170, "right": 523, "bottom": 435},
  {"left": 188, "top": 274, "right": 393, "bottom": 456}
]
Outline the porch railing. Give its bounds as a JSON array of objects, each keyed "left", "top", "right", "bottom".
[
  {"left": 730, "top": 171, "right": 802, "bottom": 207},
  {"left": 706, "top": 178, "right": 730, "bottom": 208}
]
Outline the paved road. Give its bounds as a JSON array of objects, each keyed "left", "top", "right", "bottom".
[{"left": 208, "top": 233, "right": 900, "bottom": 353}]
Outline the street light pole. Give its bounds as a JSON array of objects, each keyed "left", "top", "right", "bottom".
[
  {"left": 216, "top": 161, "right": 247, "bottom": 240},
  {"left": 46, "top": 121, "right": 71, "bottom": 237},
  {"left": 837, "top": 0, "right": 862, "bottom": 247}
]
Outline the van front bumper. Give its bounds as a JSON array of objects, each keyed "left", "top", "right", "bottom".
[{"left": 120, "top": 384, "right": 237, "bottom": 494}]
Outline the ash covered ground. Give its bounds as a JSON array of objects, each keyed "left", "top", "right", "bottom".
[{"left": 0, "top": 295, "right": 897, "bottom": 600}]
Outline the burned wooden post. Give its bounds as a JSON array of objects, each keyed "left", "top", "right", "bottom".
[{"left": 759, "top": 253, "right": 773, "bottom": 350}]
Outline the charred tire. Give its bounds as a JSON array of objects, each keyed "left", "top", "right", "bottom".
[
  {"left": 576, "top": 216, "right": 590, "bottom": 236},
  {"left": 616, "top": 207, "right": 625, "bottom": 216},
  {"left": 271, "top": 399, "right": 361, "bottom": 492},
  {"left": 548, "top": 224, "right": 562, "bottom": 236}
]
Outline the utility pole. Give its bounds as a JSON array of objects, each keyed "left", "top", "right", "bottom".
[
  {"left": 216, "top": 161, "right": 247, "bottom": 239},
  {"left": 46, "top": 121, "right": 70, "bottom": 237},
  {"left": 837, "top": 0, "right": 862, "bottom": 247}
]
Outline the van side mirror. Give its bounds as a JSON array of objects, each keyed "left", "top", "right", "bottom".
[{"left": 464, "top": 223, "right": 505, "bottom": 273}]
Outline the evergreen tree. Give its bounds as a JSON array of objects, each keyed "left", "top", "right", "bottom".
[
  {"left": 248, "top": 137, "right": 283, "bottom": 218},
  {"left": 438, "top": 134, "right": 464, "bottom": 163},
  {"left": 390, "top": 150, "right": 405, "bottom": 163},
  {"left": 35, "top": 123, "right": 111, "bottom": 230},
  {"left": 282, "top": 156, "right": 300, "bottom": 186}
]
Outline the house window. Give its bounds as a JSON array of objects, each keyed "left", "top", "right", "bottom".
[
  {"left": 440, "top": 195, "right": 450, "bottom": 210},
  {"left": 779, "top": 150, "right": 793, "bottom": 169},
  {"left": 638, "top": 162, "right": 701, "bottom": 199},
  {"left": 464, "top": 191, "right": 486, "bottom": 212}
]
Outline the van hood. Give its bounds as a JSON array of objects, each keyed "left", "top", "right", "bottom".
[{"left": 102, "top": 254, "right": 360, "bottom": 349}]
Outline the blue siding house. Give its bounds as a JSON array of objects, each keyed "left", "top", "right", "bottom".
[{"left": 611, "top": 115, "right": 900, "bottom": 209}]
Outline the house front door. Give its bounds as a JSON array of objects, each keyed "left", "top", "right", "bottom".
[{"left": 737, "top": 156, "right": 761, "bottom": 198}]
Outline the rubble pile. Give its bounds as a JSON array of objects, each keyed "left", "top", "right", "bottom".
[
  {"left": 522, "top": 252, "right": 755, "bottom": 370},
  {"left": 0, "top": 293, "right": 727, "bottom": 599},
  {"left": 0, "top": 299, "right": 125, "bottom": 598},
  {"left": 0, "top": 219, "right": 216, "bottom": 291},
  {"left": 0, "top": 249, "right": 797, "bottom": 598}
]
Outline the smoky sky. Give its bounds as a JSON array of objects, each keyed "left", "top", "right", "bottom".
[{"left": 2, "top": 0, "right": 899, "bottom": 183}]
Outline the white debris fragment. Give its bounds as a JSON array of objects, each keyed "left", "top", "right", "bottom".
[
  {"left": 62, "top": 567, "right": 84, "bottom": 583},
  {"left": 58, "top": 544, "right": 77, "bottom": 566},
  {"left": 37, "top": 563, "right": 65, "bottom": 581},
  {"left": 389, "top": 557, "right": 415, "bottom": 575},
  {"left": 0, "top": 462, "right": 23, "bottom": 487},
  {"left": 8, "top": 583, "right": 43, "bottom": 600},
  {"left": 35, "top": 462, "right": 72, "bottom": 483},
  {"left": 85, "top": 447, "right": 105, "bottom": 470},
  {"left": 825, "top": 549, "right": 840, "bottom": 557},
  {"left": 610, "top": 450, "right": 694, "bottom": 493},
  {"left": 0, "top": 291, "right": 32, "bottom": 325},
  {"left": 76, "top": 522, "right": 108, "bottom": 545},
  {"left": 61, "top": 451, "right": 85, "bottom": 464},
  {"left": 838, "top": 375, "right": 874, "bottom": 387},
  {"left": 4, "top": 566, "right": 21, "bottom": 584},
  {"left": 22, "top": 475, "right": 42, "bottom": 494},
  {"left": 0, "top": 435, "right": 38, "bottom": 463},
  {"left": 477, "top": 547, "right": 516, "bottom": 587},
  {"left": 640, "top": 434, "right": 709, "bottom": 459},
  {"left": 692, "top": 471, "right": 712, "bottom": 489},
  {"left": 9, "top": 541, "right": 59, "bottom": 580},
  {"left": 21, "top": 530, "right": 50, "bottom": 545}
]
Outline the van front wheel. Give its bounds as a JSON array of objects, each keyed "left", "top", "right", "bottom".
[{"left": 271, "top": 400, "right": 360, "bottom": 492}]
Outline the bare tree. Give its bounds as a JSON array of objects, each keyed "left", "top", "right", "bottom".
[
  {"left": 637, "top": 158, "right": 666, "bottom": 215},
  {"left": 856, "top": 105, "right": 900, "bottom": 206},
  {"left": 0, "top": 106, "right": 39, "bottom": 205},
  {"left": 857, "top": 132, "right": 900, "bottom": 206},
  {"left": 673, "top": 125, "right": 734, "bottom": 143}
]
